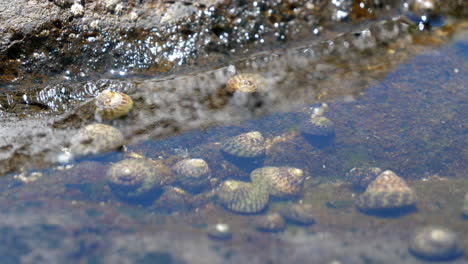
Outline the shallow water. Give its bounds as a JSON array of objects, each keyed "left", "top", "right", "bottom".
[{"left": 0, "top": 25, "right": 466, "bottom": 263}]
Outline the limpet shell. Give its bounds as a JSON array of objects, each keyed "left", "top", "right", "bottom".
[
  {"left": 300, "top": 115, "right": 335, "bottom": 136},
  {"left": 95, "top": 89, "right": 133, "bottom": 120},
  {"left": 409, "top": 226, "right": 463, "bottom": 261},
  {"left": 217, "top": 180, "right": 269, "bottom": 213},
  {"left": 280, "top": 203, "right": 315, "bottom": 225},
  {"left": 356, "top": 170, "right": 416, "bottom": 211},
  {"left": 251, "top": 166, "right": 305, "bottom": 198},
  {"left": 345, "top": 166, "right": 382, "bottom": 190},
  {"left": 173, "top": 158, "right": 211, "bottom": 191},
  {"left": 254, "top": 212, "right": 286, "bottom": 232},
  {"left": 221, "top": 131, "right": 266, "bottom": 158},
  {"left": 107, "top": 158, "right": 163, "bottom": 201},
  {"left": 70, "top": 124, "right": 125, "bottom": 157},
  {"left": 153, "top": 186, "right": 193, "bottom": 213},
  {"left": 300, "top": 115, "right": 335, "bottom": 148},
  {"left": 226, "top": 73, "right": 266, "bottom": 93}
]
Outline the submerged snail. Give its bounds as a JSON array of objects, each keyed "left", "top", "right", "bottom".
[
  {"left": 356, "top": 170, "right": 416, "bottom": 211},
  {"left": 280, "top": 203, "right": 315, "bottom": 225},
  {"left": 153, "top": 186, "right": 194, "bottom": 213},
  {"left": 107, "top": 158, "right": 164, "bottom": 202},
  {"left": 95, "top": 89, "right": 133, "bottom": 120},
  {"left": 221, "top": 131, "right": 266, "bottom": 159},
  {"left": 300, "top": 103, "right": 335, "bottom": 148},
  {"left": 220, "top": 131, "right": 267, "bottom": 172},
  {"left": 409, "top": 226, "right": 463, "bottom": 261},
  {"left": 254, "top": 212, "right": 286, "bottom": 232},
  {"left": 172, "top": 158, "right": 211, "bottom": 191},
  {"left": 217, "top": 180, "right": 269, "bottom": 214},
  {"left": 250, "top": 166, "right": 305, "bottom": 198},
  {"left": 70, "top": 123, "right": 125, "bottom": 157},
  {"left": 226, "top": 73, "right": 266, "bottom": 93},
  {"left": 221, "top": 131, "right": 265, "bottom": 158}
]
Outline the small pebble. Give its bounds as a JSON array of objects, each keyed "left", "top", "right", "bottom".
[
  {"left": 207, "top": 223, "right": 232, "bottom": 240},
  {"left": 409, "top": 226, "right": 463, "bottom": 261}
]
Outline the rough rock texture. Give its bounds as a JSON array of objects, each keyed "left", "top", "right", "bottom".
[{"left": 1, "top": 0, "right": 465, "bottom": 85}]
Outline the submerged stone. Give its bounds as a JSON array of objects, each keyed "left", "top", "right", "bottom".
[{"left": 409, "top": 226, "right": 463, "bottom": 261}]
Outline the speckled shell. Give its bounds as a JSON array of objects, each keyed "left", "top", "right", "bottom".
[
  {"left": 217, "top": 180, "right": 269, "bottom": 213},
  {"left": 172, "top": 158, "right": 211, "bottom": 190},
  {"left": 280, "top": 203, "right": 315, "bottom": 225},
  {"left": 95, "top": 89, "right": 133, "bottom": 120},
  {"left": 226, "top": 73, "right": 266, "bottom": 93},
  {"left": 356, "top": 170, "right": 416, "bottom": 210},
  {"left": 107, "top": 159, "right": 163, "bottom": 199},
  {"left": 153, "top": 186, "right": 193, "bottom": 213},
  {"left": 251, "top": 166, "right": 305, "bottom": 198},
  {"left": 409, "top": 226, "right": 463, "bottom": 261},
  {"left": 221, "top": 131, "right": 266, "bottom": 158},
  {"left": 254, "top": 212, "right": 286, "bottom": 232},
  {"left": 345, "top": 167, "right": 382, "bottom": 190},
  {"left": 300, "top": 115, "right": 335, "bottom": 137},
  {"left": 70, "top": 124, "right": 125, "bottom": 157}
]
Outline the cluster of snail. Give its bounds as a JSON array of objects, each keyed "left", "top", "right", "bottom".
[{"left": 65, "top": 74, "right": 464, "bottom": 261}]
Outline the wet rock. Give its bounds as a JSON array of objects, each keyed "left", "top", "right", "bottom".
[
  {"left": 345, "top": 166, "right": 382, "bottom": 191},
  {"left": 409, "top": 226, "right": 463, "bottom": 261},
  {"left": 206, "top": 223, "right": 232, "bottom": 240}
]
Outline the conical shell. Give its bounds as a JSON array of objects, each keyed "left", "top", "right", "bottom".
[
  {"left": 173, "top": 158, "right": 211, "bottom": 190},
  {"left": 300, "top": 115, "right": 335, "bottom": 137},
  {"left": 95, "top": 89, "right": 133, "bottom": 120},
  {"left": 280, "top": 203, "right": 315, "bottom": 225},
  {"left": 153, "top": 186, "right": 193, "bottom": 213},
  {"left": 107, "top": 159, "right": 163, "bottom": 199},
  {"left": 217, "top": 180, "right": 269, "bottom": 213},
  {"left": 254, "top": 212, "right": 286, "bottom": 232},
  {"left": 356, "top": 170, "right": 416, "bottom": 210},
  {"left": 226, "top": 73, "right": 266, "bottom": 93},
  {"left": 251, "top": 166, "right": 305, "bottom": 198},
  {"left": 70, "top": 124, "right": 125, "bottom": 157},
  {"left": 221, "top": 131, "right": 266, "bottom": 158}
]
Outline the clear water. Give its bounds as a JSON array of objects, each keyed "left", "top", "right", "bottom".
[{"left": 0, "top": 16, "right": 467, "bottom": 264}]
